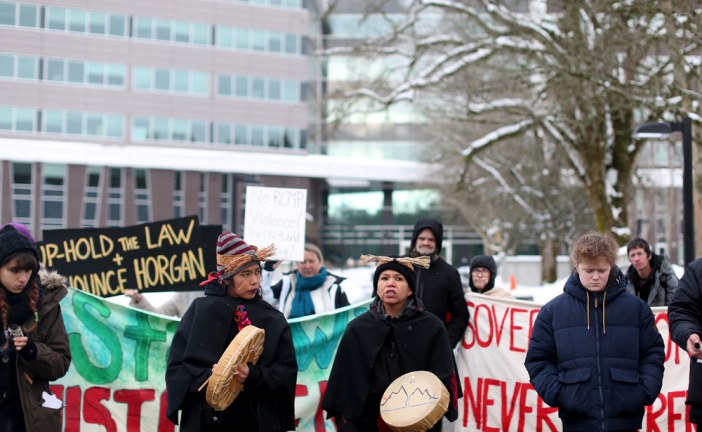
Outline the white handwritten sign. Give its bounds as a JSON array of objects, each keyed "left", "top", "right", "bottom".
[{"left": 244, "top": 186, "right": 307, "bottom": 262}]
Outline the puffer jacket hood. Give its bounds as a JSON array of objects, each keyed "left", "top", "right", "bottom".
[
  {"left": 563, "top": 266, "right": 626, "bottom": 334},
  {"left": 410, "top": 219, "right": 443, "bottom": 255}
]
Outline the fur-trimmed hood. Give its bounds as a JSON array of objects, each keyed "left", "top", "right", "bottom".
[{"left": 38, "top": 269, "right": 68, "bottom": 307}]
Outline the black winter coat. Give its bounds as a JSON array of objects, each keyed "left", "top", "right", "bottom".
[
  {"left": 668, "top": 258, "right": 702, "bottom": 424},
  {"left": 525, "top": 268, "right": 664, "bottom": 431},
  {"left": 409, "top": 219, "right": 469, "bottom": 348},
  {"left": 322, "top": 297, "right": 462, "bottom": 431},
  {"left": 166, "top": 281, "right": 297, "bottom": 432}
]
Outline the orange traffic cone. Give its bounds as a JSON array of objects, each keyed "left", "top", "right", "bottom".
[{"left": 510, "top": 273, "right": 517, "bottom": 291}]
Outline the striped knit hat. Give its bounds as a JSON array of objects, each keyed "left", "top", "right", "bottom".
[{"left": 216, "top": 232, "right": 276, "bottom": 281}]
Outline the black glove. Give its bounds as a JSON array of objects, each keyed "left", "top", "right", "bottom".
[
  {"left": 17, "top": 337, "right": 37, "bottom": 360},
  {"left": 263, "top": 260, "right": 278, "bottom": 272}
]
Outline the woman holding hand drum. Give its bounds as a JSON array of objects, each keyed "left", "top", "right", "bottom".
[
  {"left": 166, "top": 232, "right": 297, "bottom": 432},
  {"left": 322, "top": 254, "right": 462, "bottom": 431}
]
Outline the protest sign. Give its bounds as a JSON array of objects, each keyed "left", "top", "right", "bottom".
[
  {"left": 244, "top": 186, "right": 307, "bottom": 262},
  {"left": 50, "top": 290, "right": 694, "bottom": 431},
  {"left": 38, "top": 217, "right": 217, "bottom": 297}
]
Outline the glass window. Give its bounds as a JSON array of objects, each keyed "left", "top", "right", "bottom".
[
  {"left": 155, "top": 19, "right": 171, "bottom": 41},
  {"left": 0, "top": 106, "right": 11, "bottom": 129},
  {"left": 46, "top": 7, "right": 65, "bottom": 30},
  {"left": 216, "top": 123, "right": 230, "bottom": 143},
  {"left": 0, "top": 55, "right": 12, "bottom": 77},
  {"left": 268, "top": 127, "right": 281, "bottom": 147},
  {"left": 251, "top": 126, "right": 264, "bottom": 146},
  {"left": 135, "top": 17, "right": 152, "bottom": 38},
  {"left": 0, "top": 2, "right": 15, "bottom": 25},
  {"left": 66, "top": 111, "right": 82, "bottom": 134},
  {"left": 218, "top": 75, "right": 231, "bottom": 96},
  {"left": 67, "top": 61, "right": 84, "bottom": 83},
  {"left": 216, "top": 26, "right": 232, "bottom": 48},
  {"left": 284, "top": 80, "right": 299, "bottom": 102},
  {"left": 133, "top": 67, "right": 152, "bottom": 89},
  {"left": 68, "top": 9, "right": 86, "bottom": 33},
  {"left": 172, "top": 119, "right": 187, "bottom": 141},
  {"left": 251, "top": 78, "right": 264, "bottom": 99},
  {"left": 18, "top": 4, "right": 37, "bottom": 27},
  {"left": 109, "top": 14, "right": 126, "bottom": 37},
  {"left": 268, "top": 79, "right": 281, "bottom": 100},
  {"left": 284, "top": 128, "right": 296, "bottom": 148},
  {"left": 193, "top": 23, "right": 209, "bottom": 45},
  {"left": 300, "top": 129, "right": 307, "bottom": 149},
  {"left": 44, "top": 110, "right": 63, "bottom": 133},
  {"left": 107, "top": 64, "right": 124, "bottom": 86},
  {"left": 173, "top": 70, "right": 188, "bottom": 92},
  {"left": 235, "top": 29, "right": 249, "bottom": 49},
  {"left": 132, "top": 117, "right": 149, "bottom": 140},
  {"left": 86, "top": 62, "right": 104, "bottom": 85},
  {"left": 16, "top": 56, "right": 36, "bottom": 79},
  {"left": 192, "top": 72, "right": 209, "bottom": 95},
  {"left": 285, "top": 33, "right": 298, "bottom": 54},
  {"left": 15, "top": 200, "right": 30, "bottom": 217},
  {"left": 234, "top": 124, "right": 247, "bottom": 144},
  {"left": 191, "top": 121, "right": 207, "bottom": 142},
  {"left": 268, "top": 32, "right": 282, "bottom": 52},
  {"left": 15, "top": 108, "right": 36, "bottom": 131},
  {"left": 251, "top": 30, "right": 265, "bottom": 51},
  {"left": 106, "top": 115, "right": 122, "bottom": 137},
  {"left": 153, "top": 118, "right": 169, "bottom": 140},
  {"left": 235, "top": 76, "right": 248, "bottom": 97},
  {"left": 46, "top": 59, "right": 64, "bottom": 81},
  {"left": 86, "top": 113, "right": 103, "bottom": 135},
  {"left": 89, "top": 11, "right": 106, "bottom": 34},
  {"left": 84, "top": 202, "right": 96, "bottom": 220},
  {"left": 154, "top": 68, "right": 170, "bottom": 91},
  {"left": 174, "top": 21, "right": 189, "bottom": 43}
]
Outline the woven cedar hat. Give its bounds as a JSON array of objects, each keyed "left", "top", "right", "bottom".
[{"left": 215, "top": 232, "right": 275, "bottom": 281}]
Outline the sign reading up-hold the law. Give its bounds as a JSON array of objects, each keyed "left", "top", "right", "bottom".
[
  {"left": 38, "top": 216, "right": 218, "bottom": 297},
  {"left": 244, "top": 186, "right": 307, "bottom": 262}
]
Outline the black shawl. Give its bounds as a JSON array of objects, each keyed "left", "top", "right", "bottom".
[
  {"left": 166, "top": 281, "right": 297, "bottom": 431},
  {"left": 322, "top": 297, "right": 462, "bottom": 425}
]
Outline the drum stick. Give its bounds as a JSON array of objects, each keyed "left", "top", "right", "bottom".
[{"left": 197, "top": 366, "right": 240, "bottom": 392}]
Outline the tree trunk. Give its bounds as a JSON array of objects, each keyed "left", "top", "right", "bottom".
[{"left": 539, "top": 237, "right": 558, "bottom": 283}]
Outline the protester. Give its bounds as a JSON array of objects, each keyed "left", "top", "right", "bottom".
[
  {"left": 468, "top": 254, "right": 512, "bottom": 299},
  {"left": 525, "top": 231, "right": 664, "bottom": 431},
  {"left": 625, "top": 237, "right": 678, "bottom": 306},
  {"left": 668, "top": 258, "right": 702, "bottom": 426},
  {"left": 166, "top": 232, "right": 297, "bottom": 431},
  {"left": 406, "top": 219, "right": 469, "bottom": 348},
  {"left": 0, "top": 223, "right": 71, "bottom": 432},
  {"left": 124, "top": 289, "right": 202, "bottom": 317},
  {"left": 322, "top": 254, "right": 462, "bottom": 431},
  {"left": 261, "top": 243, "right": 354, "bottom": 318}
]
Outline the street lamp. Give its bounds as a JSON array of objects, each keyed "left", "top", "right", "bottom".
[{"left": 633, "top": 116, "right": 694, "bottom": 265}]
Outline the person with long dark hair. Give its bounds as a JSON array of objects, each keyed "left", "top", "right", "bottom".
[{"left": 0, "top": 223, "right": 71, "bottom": 432}]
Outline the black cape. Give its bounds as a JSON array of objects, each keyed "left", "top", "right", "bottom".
[
  {"left": 322, "top": 297, "right": 462, "bottom": 427},
  {"left": 166, "top": 281, "right": 297, "bottom": 431}
]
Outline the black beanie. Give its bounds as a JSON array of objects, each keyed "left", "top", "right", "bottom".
[
  {"left": 373, "top": 259, "right": 417, "bottom": 294},
  {"left": 0, "top": 224, "right": 39, "bottom": 265},
  {"left": 469, "top": 255, "right": 497, "bottom": 292}
]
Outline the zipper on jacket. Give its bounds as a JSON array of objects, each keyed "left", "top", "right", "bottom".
[{"left": 594, "top": 304, "right": 605, "bottom": 431}]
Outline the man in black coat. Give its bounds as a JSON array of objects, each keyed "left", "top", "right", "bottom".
[
  {"left": 668, "top": 258, "right": 702, "bottom": 426},
  {"left": 407, "top": 219, "right": 469, "bottom": 348}
]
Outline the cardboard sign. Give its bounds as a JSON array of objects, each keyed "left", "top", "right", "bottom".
[
  {"left": 38, "top": 217, "right": 219, "bottom": 296},
  {"left": 244, "top": 186, "right": 307, "bottom": 261}
]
